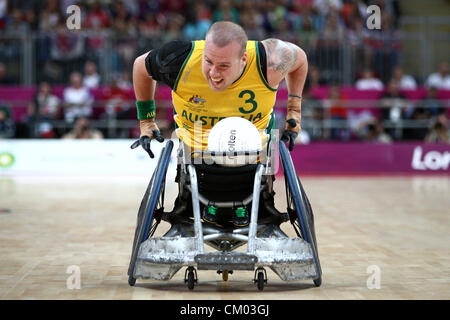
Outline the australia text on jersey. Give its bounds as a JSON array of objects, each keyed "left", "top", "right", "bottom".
[{"left": 179, "top": 109, "right": 264, "bottom": 127}]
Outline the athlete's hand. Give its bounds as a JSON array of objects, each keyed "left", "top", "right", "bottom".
[
  {"left": 281, "top": 96, "right": 302, "bottom": 151},
  {"left": 281, "top": 119, "right": 299, "bottom": 151},
  {"left": 130, "top": 119, "right": 164, "bottom": 158}
]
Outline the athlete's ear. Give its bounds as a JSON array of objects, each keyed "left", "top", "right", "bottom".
[{"left": 241, "top": 51, "right": 247, "bottom": 67}]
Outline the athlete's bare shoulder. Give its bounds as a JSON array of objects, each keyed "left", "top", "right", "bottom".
[{"left": 261, "top": 38, "right": 307, "bottom": 87}]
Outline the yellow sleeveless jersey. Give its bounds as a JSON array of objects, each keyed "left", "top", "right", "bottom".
[{"left": 171, "top": 40, "right": 277, "bottom": 151}]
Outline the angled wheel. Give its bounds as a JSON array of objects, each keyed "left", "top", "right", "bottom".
[
  {"left": 127, "top": 140, "right": 174, "bottom": 286},
  {"left": 279, "top": 141, "right": 322, "bottom": 286}
]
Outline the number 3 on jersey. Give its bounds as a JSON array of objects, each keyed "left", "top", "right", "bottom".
[{"left": 238, "top": 90, "right": 257, "bottom": 114}]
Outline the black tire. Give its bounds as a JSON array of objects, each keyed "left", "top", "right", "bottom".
[
  {"left": 187, "top": 271, "right": 195, "bottom": 290},
  {"left": 127, "top": 140, "right": 174, "bottom": 286},
  {"left": 279, "top": 141, "right": 322, "bottom": 286},
  {"left": 257, "top": 272, "right": 265, "bottom": 291},
  {"left": 314, "top": 277, "right": 322, "bottom": 287},
  {"left": 128, "top": 276, "right": 136, "bottom": 287}
]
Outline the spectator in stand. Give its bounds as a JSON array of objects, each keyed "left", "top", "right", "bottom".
[
  {"left": 139, "top": 13, "right": 162, "bottom": 38},
  {"left": 161, "top": 0, "right": 186, "bottom": 15},
  {"left": 26, "top": 82, "right": 61, "bottom": 138},
  {"left": 0, "top": 104, "right": 15, "bottom": 138},
  {"left": 63, "top": 72, "right": 94, "bottom": 123},
  {"left": 318, "top": 9, "right": 345, "bottom": 80},
  {"left": 111, "top": 0, "right": 137, "bottom": 36},
  {"left": 390, "top": 66, "right": 417, "bottom": 90},
  {"left": 83, "top": 61, "right": 101, "bottom": 89},
  {"left": 272, "top": 18, "right": 297, "bottom": 43},
  {"left": 403, "top": 106, "right": 431, "bottom": 141},
  {"left": 102, "top": 76, "right": 133, "bottom": 137},
  {"left": 362, "top": 119, "right": 393, "bottom": 144},
  {"left": 63, "top": 116, "right": 103, "bottom": 139},
  {"left": 424, "top": 113, "right": 450, "bottom": 144},
  {"left": 84, "top": 1, "right": 111, "bottom": 30},
  {"left": 39, "top": 0, "right": 62, "bottom": 31},
  {"left": 117, "top": 71, "right": 132, "bottom": 90},
  {"left": 379, "top": 80, "right": 408, "bottom": 122},
  {"left": 29, "top": 82, "right": 61, "bottom": 119},
  {"left": 102, "top": 76, "right": 131, "bottom": 118},
  {"left": 301, "top": 83, "right": 326, "bottom": 141},
  {"left": 213, "top": 0, "right": 240, "bottom": 23},
  {"left": 239, "top": 1, "right": 265, "bottom": 41},
  {"left": 50, "top": 20, "right": 85, "bottom": 61},
  {"left": 293, "top": 4, "right": 319, "bottom": 48},
  {"left": 0, "top": 62, "right": 14, "bottom": 85},
  {"left": 346, "top": 17, "right": 367, "bottom": 72},
  {"left": 182, "top": 5, "right": 212, "bottom": 41},
  {"left": 196, "top": 0, "right": 213, "bottom": 21},
  {"left": 161, "top": 13, "right": 185, "bottom": 43},
  {"left": 324, "top": 85, "right": 349, "bottom": 140},
  {"left": 425, "top": 62, "right": 450, "bottom": 90},
  {"left": 306, "top": 65, "right": 327, "bottom": 90},
  {"left": 5, "top": 8, "right": 29, "bottom": 35},
  {"left": 417, "top": 86, "right": 445, "bottom": 117},
  {"left": 313, "top": 0, "right": 343, "bottom": 16},
  {"left": 372, "top": 13, "right": 400, "bottom": 83},
  {"left": 355, "top": 68, "right": 384, "bottom": 90}
]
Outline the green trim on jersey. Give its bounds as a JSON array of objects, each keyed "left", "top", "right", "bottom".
[
  {"left": 173, "top": 41, "right": 195, "bottom": 92},
  {"left": 255, "top": 41, "right": 277, "bottom": 92}
]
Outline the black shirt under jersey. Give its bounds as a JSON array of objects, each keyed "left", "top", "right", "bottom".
[{"left": 145, "top": 40, "right": 268, "bottom": 90}]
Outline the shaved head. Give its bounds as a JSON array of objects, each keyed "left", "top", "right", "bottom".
[{"left": 205, "top": 21, "right": 248, "bottom": 57}]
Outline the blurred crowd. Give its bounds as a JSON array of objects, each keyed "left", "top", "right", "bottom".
[
  {"left": 296, "top": 61, "right": 450, "bottom": 144},
  {"left": 0, "top": 0, "right": 449, "bottom": 143},
  {"left": 0, "top": 58, "right": 448, "bottom": 144},
  {"left": 0, "top": 0, "right": 403, "bottom": 84}
]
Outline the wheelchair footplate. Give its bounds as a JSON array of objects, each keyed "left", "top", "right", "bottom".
[
  {"left": 252, "top": 237, "right": 317, "bottom": 281},
  {"left": 134, "top": 237, "right": 197, "bottom": 281}
]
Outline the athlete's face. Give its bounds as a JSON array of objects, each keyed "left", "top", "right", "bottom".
[{"left": 202, "top": 36, "right": 247, "bottom": 92}]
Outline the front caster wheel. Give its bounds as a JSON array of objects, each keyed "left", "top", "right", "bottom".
[
  {"left": 257, "top": 272, "right": 265, "bottom": 291},
  {"left": 185, "top": 267, "right": 198, "bottom": 290},
  {"left": 254, "top": 267, "right": 267, "bottom": 291}
]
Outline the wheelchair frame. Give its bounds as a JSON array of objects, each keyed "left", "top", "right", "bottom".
[{"left": 127, "top": 138, "right": 322, "bottom": 290}]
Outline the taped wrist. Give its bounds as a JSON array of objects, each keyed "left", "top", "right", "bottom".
[
  {"left": 139, "top": 119, "right": 159, "bottom": 137},
  {"left": 286, "top": 97, "right": 302, "bottom": 133},
  {"left": 136, "top": 100, "right": 156, "bottom": 119}
]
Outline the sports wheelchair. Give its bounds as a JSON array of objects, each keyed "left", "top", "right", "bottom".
[{"left": 127, "top": 137, "right": 322, "bottom": 291}]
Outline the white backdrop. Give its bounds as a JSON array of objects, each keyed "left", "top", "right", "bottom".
[{"left": 0, "top": 139, "right": 179, "bottom": 179}]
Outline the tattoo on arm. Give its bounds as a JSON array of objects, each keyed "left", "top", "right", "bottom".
[{"left": 264, "top": 39, "right": 299, "bottom": 78}]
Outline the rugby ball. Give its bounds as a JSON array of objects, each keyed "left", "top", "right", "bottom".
[{"left": 207, "top": 117, "right": 262, "bottom": 167}]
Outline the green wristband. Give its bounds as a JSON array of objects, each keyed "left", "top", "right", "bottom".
[{"left": 136, "top": 100, "right": 156, "bottom": 119}]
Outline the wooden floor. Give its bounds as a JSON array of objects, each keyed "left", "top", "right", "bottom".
[{"left": 0, "top": 175, "right": 449, "bottom": 300}]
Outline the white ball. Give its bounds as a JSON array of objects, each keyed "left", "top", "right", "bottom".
[{"left": 207, "top": 117, "right": 262, "bottom": 167}]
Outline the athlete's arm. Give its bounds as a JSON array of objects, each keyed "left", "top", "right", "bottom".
[
  {"left": 132, "top": 52, "right": 161, "bottom": 148},
  {"left": 262, "top": 39, "right": 308, "bottom": 150},
  {"left": 132, "top": 41, "right": 191, "bottom": 156}
]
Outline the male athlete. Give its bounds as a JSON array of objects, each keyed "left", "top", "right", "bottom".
[{"left": 131, "top": 21, "right": 307, "bottom": 227}]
